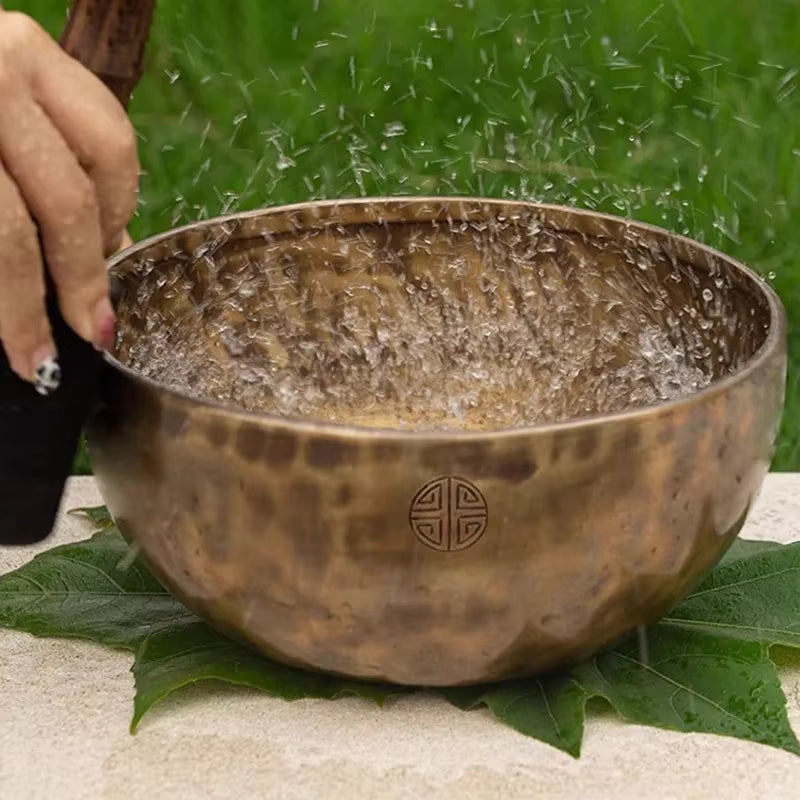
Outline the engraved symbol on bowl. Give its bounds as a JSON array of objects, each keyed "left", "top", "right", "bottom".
[{"left": 409, "top": 476, "right": 488, "bottom": 552}]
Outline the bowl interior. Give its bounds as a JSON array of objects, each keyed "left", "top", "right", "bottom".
[{"left": 109, "top": 199, "right": 772, "bottom": 431}]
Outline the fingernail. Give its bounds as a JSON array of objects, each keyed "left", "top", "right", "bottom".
[
  {"left": 31, "top": 347, "right": 62, "bottom": 396},
  {"left": 92, "top": 296, "right": 116, "bottom": 352}
]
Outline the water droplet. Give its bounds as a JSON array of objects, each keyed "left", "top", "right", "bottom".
[{"left": 383, "top": 121, "right": 407, "bottom": 138}]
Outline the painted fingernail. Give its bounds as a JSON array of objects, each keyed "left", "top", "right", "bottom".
[
  {"left": 92, "top": 296, "right": 116, "bottom": 352},
  {"left": 31, "top": 348, "right": 62, "bottom": 396}
]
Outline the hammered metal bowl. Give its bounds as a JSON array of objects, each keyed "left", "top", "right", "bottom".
[{"left": 86, "top": 198, "right": 786, "bottom": 686}]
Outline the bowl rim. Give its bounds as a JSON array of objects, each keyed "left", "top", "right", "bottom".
[{"left": 103, "top": 196, "right": 787, "bottom": 441}]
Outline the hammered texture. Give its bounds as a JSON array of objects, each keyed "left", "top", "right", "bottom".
[{"left": 86, "top": 199, "right": 787, "bottom": 686}]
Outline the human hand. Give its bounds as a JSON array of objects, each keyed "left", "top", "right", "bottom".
[{"left": 0, "top": 10, "right": 139, "bottom": 395}]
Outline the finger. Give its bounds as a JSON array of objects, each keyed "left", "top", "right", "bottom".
[
  {"left": 0, "top": 94, "right": 113, "bottom": 350},
  {"left": 118, "top": 229, "right": 134, "bottom": 251},
  {"left": 29, "top": 45, "right": 140, "bottom": 253},
  {"left": 3, "top": 10, "right": 140, "bottom": 253},
  {"left": 108, "top": 228, "right": 134, "bottom": 257},
  {"left": 0, "top": 164, "right": 59, "bottom": 393}
]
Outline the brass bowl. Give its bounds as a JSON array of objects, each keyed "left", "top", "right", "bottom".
[{"left": 86, "top": 198, "right": 787, "bottom": 686}]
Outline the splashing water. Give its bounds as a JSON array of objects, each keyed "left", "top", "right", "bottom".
[
  {"left": 112, "top": 204, "right": 767, "bottom": 431},
  {"left": 115, "top": 0, "right": 790, "bottom": 435}
]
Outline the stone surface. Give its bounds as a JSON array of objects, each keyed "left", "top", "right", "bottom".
[{"left": 2, "top": 475, "right": 800, "bottom": 799}]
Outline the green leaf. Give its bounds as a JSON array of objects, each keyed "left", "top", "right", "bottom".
[
  {"left": 571, "top": 625, "right": 800, "bottom": 755},
  {"left": 3, "top": 529, "right": 800, "bottom": 757},
  {"left": 67, "top": 505, "right": 115, "bottom": 530},
  {"left": 716, "top": 537, "right": 786, "bottom": 567},
  {"left": 664, "top": 541, "right": 800, "bottom": 647},
  {"left": 0, "top": 528, "right": 194, "bottom": 649},
  {"left": 443, "top": 676, "right": 587, "bottom": 757},
  {"left": 0, "top": 527, "right": 401, "bottom": 730},
  {"left": 131, "top": 620, "right": 401, "bottom": 731}
]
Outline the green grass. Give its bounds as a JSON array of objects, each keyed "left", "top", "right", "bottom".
[{"left": 13, "top": 0, "right": 800, "bottom": 468}]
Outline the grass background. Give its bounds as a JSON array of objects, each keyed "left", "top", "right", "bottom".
[{"left": 11, "top": 0, "right": 800, "bottom": 469}]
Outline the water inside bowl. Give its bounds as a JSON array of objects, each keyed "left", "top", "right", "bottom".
[{"left": 111, "top": 203, "right": 770, "bottom": 430}]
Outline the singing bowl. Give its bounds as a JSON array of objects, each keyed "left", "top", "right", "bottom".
[{"left": 86, "top": 197, "right": 787, "bottom": 686}]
